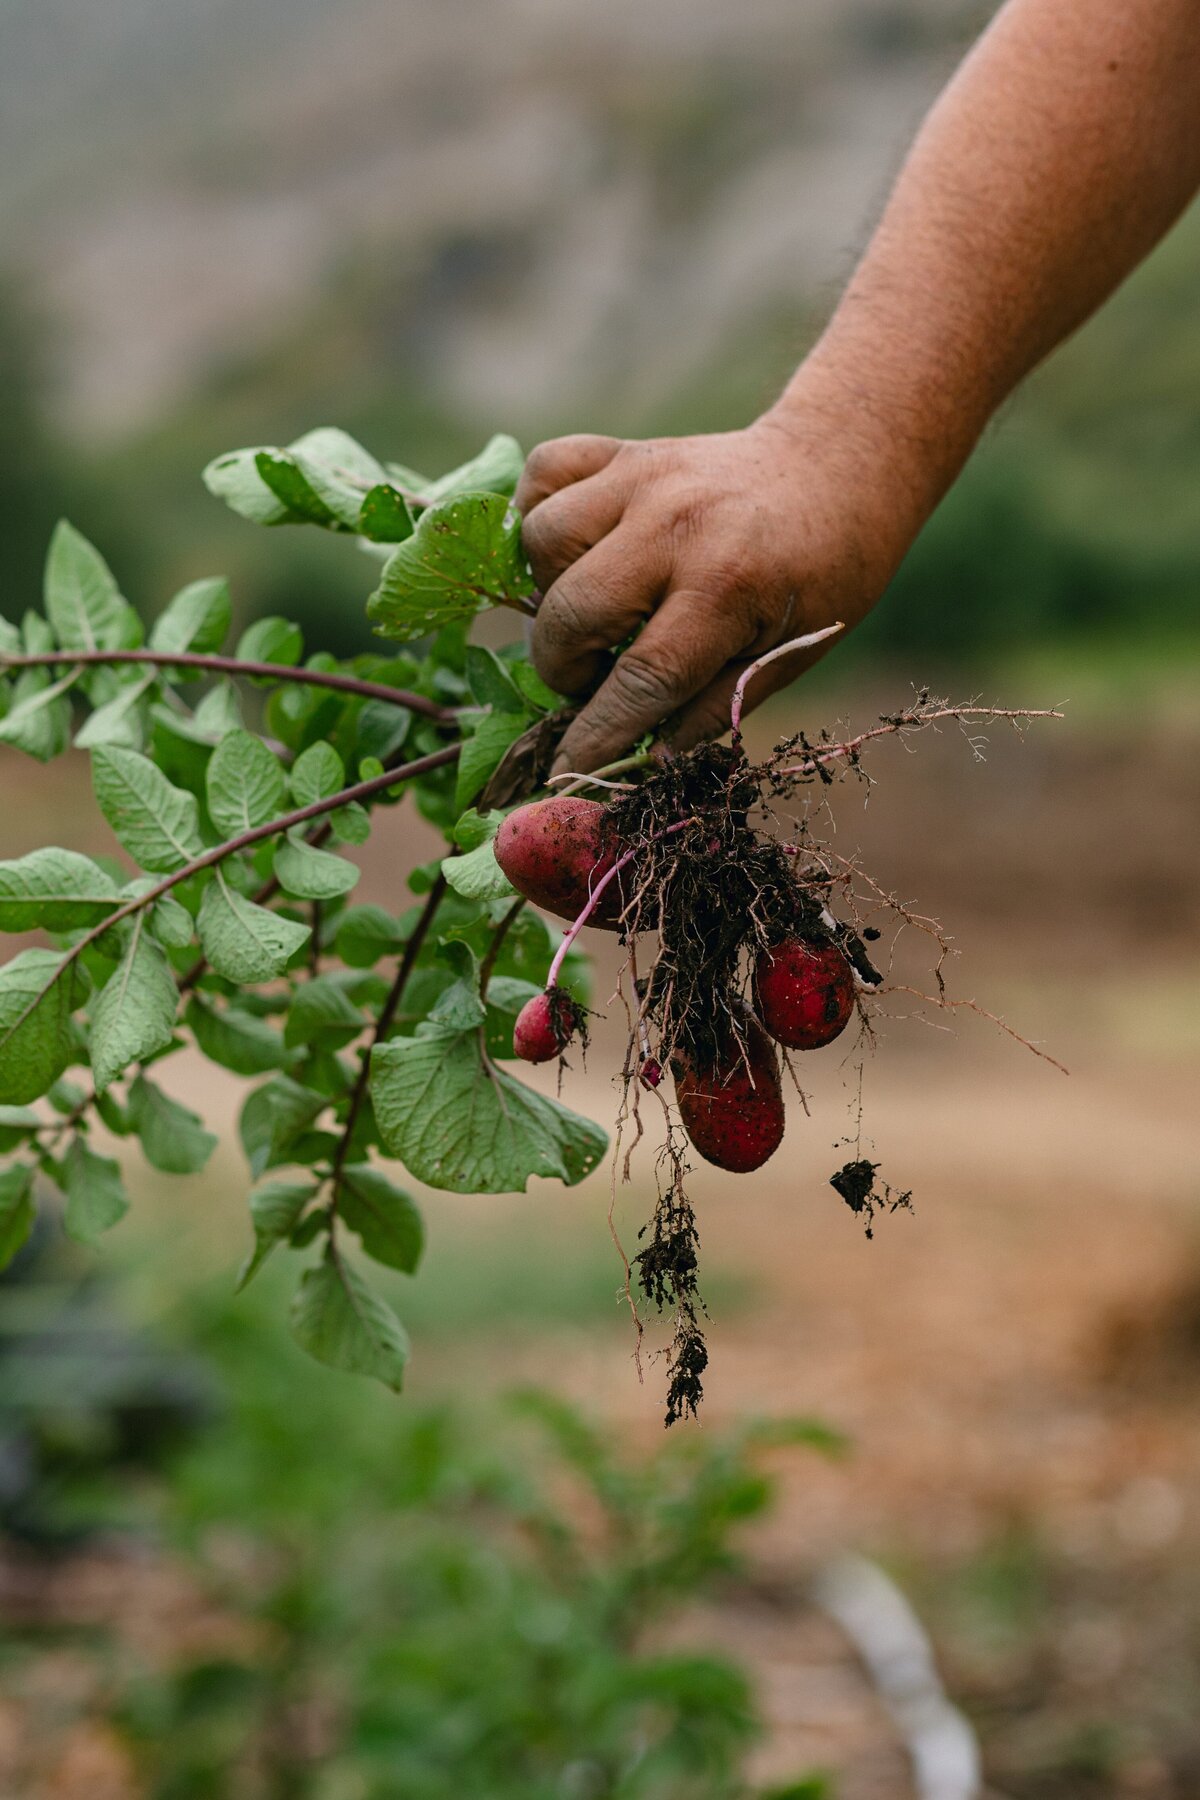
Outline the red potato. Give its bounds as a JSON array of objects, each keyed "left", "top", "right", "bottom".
[
  {"left": 672, "top": 1011, "right": 785, "bottom": 1174},
  {"left": 754, "top": 937, "right": 855, "bottom": 1050},
  {"left": 494, "top": 797, "right": 624, "bottom": 928}
]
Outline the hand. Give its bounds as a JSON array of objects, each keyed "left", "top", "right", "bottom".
[{"left": 516, "top": 398, "right": 925, "bottom": 774}]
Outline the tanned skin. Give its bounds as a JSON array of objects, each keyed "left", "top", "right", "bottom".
[{"left": 516, "top": 0, "right": 1200, "bottom": 774}]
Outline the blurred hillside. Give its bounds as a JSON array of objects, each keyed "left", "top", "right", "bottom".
[{"left": 1, "top": 0, "right": 1198, "bottom": 667}]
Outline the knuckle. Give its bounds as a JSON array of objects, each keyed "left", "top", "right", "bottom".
[{"left": 608, "top": 650, "right": 681, "bottom": 717}]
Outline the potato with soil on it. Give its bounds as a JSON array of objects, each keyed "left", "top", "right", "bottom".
[
  {"left": 754, "top": 936, "right": 856, "bottom": 1050},
  {"left": 494, "top": 797, "right": 625, "bottom": 928},
  {"left": 672, "top": 1008, "right": 785, "bottom": 1174}
]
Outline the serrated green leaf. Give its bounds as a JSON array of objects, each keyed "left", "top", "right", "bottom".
[
  {"left": 0, "top": 848, "right": 119, "bottom": 933},
  {"left": 338, "top": 1164, "right": 423, "bottom": 1273},
  {"left": 274, "top": 835, "right": 360, "bottom": 902},
  {"left": 236, "top": 1177, "right": 318, "bottom": 1289},
  {"left": 390, "top": 435, "right": 524, "bottom": 507},
  {"left": 206, "top": 729, "right": 287, "bottom": 836},
  {"left": 366, "top": 493, "right": 534, "bottom": 643},
  {"left": 239, "top": 1075, "right": 326, "bottom": 1179},
  {"left": 0, "top": 665, "right": 75, "bottom": 761},
  {"left": 0, "top": 949, "right": 85, "bottom": 1104},
  {"left": 185, "top": 994, "right": 289, "bottom": 1075},
  {"left": 150, "top": 577, "right": 232, "bottom": 656},
  {"left": 126, "top": 1072, "right": 217, "bottom": 1175},
  {"left": 371, "top": 1025, "right": 607, "bottom": 1193},
  {"left": 63, "top": 1137, "right": 129, "bottom": 1244},
  {"left": 197, "top": 871, "right": 311, "bottom": 984},
  {"left": 74, "top": 670, "right": 154, "bottom": 750},
  {"left": 0, "top": 1162, "right": 35, "bottom": 1269},
  {"left": 455, "top": 710, "right": 531, "bottom": 811},
  {"left": 92, "top": 746, "right": 203, "bottom": 873},
  {"left": 290, "top": 740, "right": 344, "bottom": 806},
  {"left": 334, "top": 905, "right": 407, "bottom": 968},
  {"left": 358, "top": 485, "right": 415, "bottom": 543},
  {"left": 290, "top": 1252, "right": 409, "bottom": 1391},
  {"left": 89, "top": 923, "right": 178, "bottom": 1090},
  {"left": 283, "top": 977, "right": 364, "bottom": 1050},
  {"left": 236, "top": 616, "right": 304, "bottom": 669},
  {"left": 442, "top": 838, "right": 516, "bottom": 902},
  {"left": 44, "top": 521, "right": 142, "bottom": 653}
]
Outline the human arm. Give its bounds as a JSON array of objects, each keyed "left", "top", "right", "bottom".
[{"left": 517, "top": 0, "right": 1200, "bottom": 773}]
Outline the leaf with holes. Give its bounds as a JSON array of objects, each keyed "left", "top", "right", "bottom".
[{"left": 366, "top": 494, "right": 533, "bottom": 642}]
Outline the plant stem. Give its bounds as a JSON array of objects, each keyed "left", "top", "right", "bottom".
[
  {"left": 0, "top": 649, "right": 459, "bottom": 722},
  {"left": 478, "top": 898, "right": 525, "bottom": 1001},
  {"left": 327, "top": 873, "right": 449, "bottom": 1208},
  {"left": 0, "top": 743, "right": 462, "bottom": 1054}
]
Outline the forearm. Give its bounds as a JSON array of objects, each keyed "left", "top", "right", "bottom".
[{"left": 772, "top": 0, "right": 1200, "bottom": 531}]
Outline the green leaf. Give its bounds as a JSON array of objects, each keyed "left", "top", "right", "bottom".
[
  {"left": 44, "top": 521, "right": 142, "bottom": 653},
  {"left": 150, "top": 577, "right": 232, "bottom": 656},
  {"left": 194, "top": 682, "right": 243, "bottom": 737},
  {"left": 334, "top": 905, "right": 407, "bottom": 968},
  {"left": 236, "top": 616, "right": 304, "bottom": 668},
  {"left": 329, "top": 802, "right": 370, "bottom": 847},
  {"left": 0, "top": 665, "right": 75, "bottom": 761},
  {"left": 290, "top": 1252, "right": 409, "bottom": 1391},
  {"left": 92, "top": 746, "right": 203, "bottom": 873},
  {"left": 366, "top": 493, "right": 534, "bottom": 643},
  {"left": 197, "top": 871, "right": 311, "bottom": 984},
  {"left": 147, "top": 893, "right": 195, "bottom": 949},
  {"left": 451, "top": 807, "right": 505, "bottom": 851},
  {"left": 290, "top": 739, "right": 344, "bottom": 806},
  {"left": 465, "top": 645, "right": 525, "bottom": 712},
  {"left": 442, "top": 838, "right": 516, "bottom": 902},
  {"left": 236, "top": 1177, "right": 319, "bottom": 1289},
  {"left": 185, "top": 995, "right": 289, "bottom": 1074},
  {"left": 358, "top": 485, "right": 415, "bottom": 543},
  {"left": 206, "top": 729, "right": 287, "bottom": 836},
  {"left": 283, "top": 977, "right": 363, "bottom": 1050},
  {"left": 63, "top": 1137, "right": 129, "bottom": 1244},
  {"left": 371, "top": 1025, "right": 607, "bottom": 1193},
  {"left": 0, "top": 848, "right": 118, "bottom": 933},
  {"left": 274, "top": 835, "right": 360, "bottom": 901},
  {"left": 127, "top": 1072, "right": 217, "bottom": 1175},
  {"left": 483, "top": 975, "right": 543, "bottom": 1059},
  {"left": 390, "top": 435, "right": 524, "bottom": 507},
  {"left": 255, "top": 450, "right": 339, "bottom": 527},
  {"left": 89, "top": 923, "right": 178, "bottom": 1090},
  {"left": 74, "top": 670, "right": 153, "bottom": 750},
  {"left": 353, "top": 698, "right": 413, "bottom": 764},
  {"left": 0, "top": 1163, "right": 35, "bottom": 1270},
  {"left": 204, "top": 447, "right": 303, "bottom": 526},
  {"left": 0, "top": 949, "right": 85, "bottom": 1104},
  {"left": 454, "top": 710, "right": 531, "bottom": 811},
  {"left": 240, "top": 1075, "right": 326, "bottom": 1179},
  {"left": 338, "top": 1164, "right": 423, "bottom": 1274},
  {"left": 286, "top": 427, "right": 387, "bottom": 528},
  {"left": 0, "top": 1105, "right": 39, "bottom": 1152}
]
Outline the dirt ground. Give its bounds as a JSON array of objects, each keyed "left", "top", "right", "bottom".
[{"left": 1, "top": 684, "right": 1198, "bottom": 1797}]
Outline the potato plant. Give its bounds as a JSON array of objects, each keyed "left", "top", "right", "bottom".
[{"left": 0, "top": 425, "right": 1059, "bottom": 1421}]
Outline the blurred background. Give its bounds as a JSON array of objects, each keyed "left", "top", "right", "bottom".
[{"left": 1, "top": 0, "right": 1199, "bottom": 1795}]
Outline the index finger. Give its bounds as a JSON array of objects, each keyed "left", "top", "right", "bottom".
[
  {"left": 550, "top": 589, "right": 754, "bottom": 775},
  {"left": 515, "top": 434, "right": 623, "bottom": 516}
]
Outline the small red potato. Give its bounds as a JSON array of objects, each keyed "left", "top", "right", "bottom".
[
  {"left": 754, "top": 937, "right": 855, "bottom": 1050},
  {"left": 494, "top": 797, "right": 624, "bottom": 928},
  {"left": 672, "top": 1011, "right": 785, "bottom": 1174}
]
